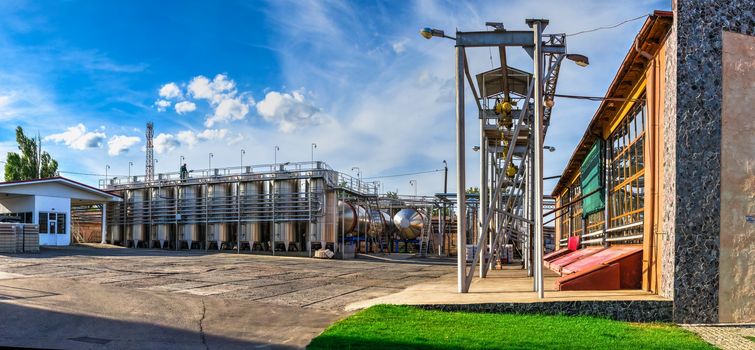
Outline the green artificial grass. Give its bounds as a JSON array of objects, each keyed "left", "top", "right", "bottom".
[{"left": 308, "top": 305, "right": 717, "bottom": 350}]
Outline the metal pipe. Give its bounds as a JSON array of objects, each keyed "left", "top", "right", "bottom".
[
  {"left": 455, "top": 46, "right": 468, "bottom": 293},
  {"left": 532, "top": 19, "right": 545, "bottom": 299},
  {"left": 479, "top": 119, "right": 488, "bottom": 278}
]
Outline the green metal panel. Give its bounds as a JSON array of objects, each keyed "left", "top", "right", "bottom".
[{"left": 581, "top": 139, "right": 604, "bottom": 217}]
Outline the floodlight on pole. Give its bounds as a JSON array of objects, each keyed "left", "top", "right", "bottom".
[
  {"left": 566, "top": 54, "right": 589, "bottom": 67},
  {"left": 419, "top": 27, "right": 456, "bottom": 40},
  {"left": 544, "top": 146, "right": 556, "bottom": 152}
]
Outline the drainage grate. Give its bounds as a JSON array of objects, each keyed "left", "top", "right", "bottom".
[{"left": 68, "top": 336, "right": 112, "bottom": 345}]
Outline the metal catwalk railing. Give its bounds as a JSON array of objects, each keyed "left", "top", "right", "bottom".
[{"left": 100, "top": 161, "right": 378, "bottom": 196}]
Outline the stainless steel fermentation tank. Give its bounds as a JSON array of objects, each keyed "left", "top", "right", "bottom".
[
  {"left": 393, "top": 208, "right": 428, "bottom": 240},
  {"left": 273, "top": 179, "right": 298, "bottom": 251},
  {"left": 127, "top": 189, "right": 145, "bottom": 248},
  {"left": 239, "top": 181, "right": 263, "bottom": 250},
  {"left": 150, "top": 187, "right": 173, "bottom": 249},
  {"left": 179, "top": 185, "right": 202, "bottom": 249},
  {"left": 207, "top": 183, "right": 233, "bottom": 250}
]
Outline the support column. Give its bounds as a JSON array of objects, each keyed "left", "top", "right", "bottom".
[
  {"left": 101, "top": 202, "right": 107, "bottom": 244},
  {"left": 479, "top": 121, "right": 488, "bottom": 278},
  {"left": 529, "top": 19, "right": 546, "bottom": 299},
  {"left": 456, "top": 46, "right": 468, "bottom": 293}
]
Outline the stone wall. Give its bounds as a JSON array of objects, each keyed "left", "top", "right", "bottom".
[{"left": 668, "top": 0, "right": 755, "bottom": 323}]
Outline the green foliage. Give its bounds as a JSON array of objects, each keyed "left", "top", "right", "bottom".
[
  {"left": 308, "top": 305, "right": 717, "bottom": 350},
  {"left": 466, "top": 187, "right": 479, "bottom": 194},
  {"left": 4, "top": 126, "right": 59, "bottom": 181},
  {"left": 385, "top": 191, "right": 399, "bottom": 199}
]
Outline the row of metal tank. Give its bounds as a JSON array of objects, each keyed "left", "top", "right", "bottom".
[{"left": 107, "top": 179, "right": 429, "bottom": 250}]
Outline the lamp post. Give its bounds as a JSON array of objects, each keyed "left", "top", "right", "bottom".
[
  {"left": 154, "top": 159, "right": 158, "bottom": 175},
  {"left": 105, "top": 165, "right": 110, "bottom": 185},
  {"left": 180, "top": 155, "right": 185, "bottom": 170},
  {"left": 409, "top": 179, "right": 417, "bottom": 197},
  {"left": 274, "top": 146, "right": 280, "bottom": 171},
  {"left": 208, "top": 153, "right": 213, "bottom": 176},
  {"left": 311, "top": 143, "right": 317, "bottom": 167},
  {"left": 240, "top": 149, "right": 245, "bottom": 171},
  {"left": 351, "top": 166, "right": 361, "bottom": 190},
  {"left": 128, "top": 162, "right": 133, "bottom": 179}
]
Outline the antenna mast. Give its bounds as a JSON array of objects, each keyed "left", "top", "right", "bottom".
[{"left": 146, "top": 122, "right": 154, "bottom": 182}]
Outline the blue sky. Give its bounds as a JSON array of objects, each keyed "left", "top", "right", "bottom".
[{"left": 0, "top": 0, "right": 669, "bottom": 195}]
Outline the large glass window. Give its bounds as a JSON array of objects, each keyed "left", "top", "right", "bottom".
[
  {"left": 39, "top": 213, "right": 48, "bottom": 233},
  {"left": 607, "top": 99, "right": 646, "bottom": 243}
]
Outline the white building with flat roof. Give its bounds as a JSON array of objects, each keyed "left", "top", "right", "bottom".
[{"left": 0, "top": 177, "right": 121, "bottom": 246}]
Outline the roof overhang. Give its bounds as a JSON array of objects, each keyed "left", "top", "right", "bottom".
[
  {"left": 0, "top": 177, "right": 122, "bottom": 203},
  {"left": 551, "top": 11, "right": 673, "bottom": 197}
]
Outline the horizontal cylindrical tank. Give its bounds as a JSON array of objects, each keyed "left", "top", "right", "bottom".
[
  {"left": 367, "top": 209, "right": 384, "bottom": 238},
  {"left": 393, "top": 208, "right": 427, "bottom": 240}
]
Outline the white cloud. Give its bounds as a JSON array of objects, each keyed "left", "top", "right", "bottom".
[
  {"left": 153, "top": 133, "right": 179, "bottom": 154},
  {"left": 174, "top": 101, "right": 196, "bottom": 114},
  {"left": 205, "top": 98, "right": 249, "bottom": 127},
  {"left": 188, "top": 74, "right": 235, "bottom": 104},
  {"left": 45, "top": 124, "right": 106, "bottom": 150},
  {"left": 107, "top": 135, "right": 140, "bottom": 156},
  {"left": 176, "top": 130, "right": 198, "bottom": 147},
  {"left": 391, "top": 38, "right": 409, "bottom": 54},
  {"left": 176, "top": 128, "right": 228, "bottom": 148},
  {"left": 256, "top": 91, "right": 322, "bottom": 132},
  {"left": 158, "top": 82, "right": 182, "bottom": 99},
  {"left": 155, "top": 99, "right": 171, "bottom": 112}
]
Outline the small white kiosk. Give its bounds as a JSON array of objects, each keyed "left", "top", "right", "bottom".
[{"left": 0, "top": 177, "right": 121, "bottom": 246}]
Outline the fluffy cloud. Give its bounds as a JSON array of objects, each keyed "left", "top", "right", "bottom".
[
  {"left": 107, "top": 135, "right": 140, "bottom": 156},
  {"left": 158, "top": 82, "right": 182, "bottom": 99},
  {"left": 153, "top": 133, "right": 179, "bottom": 154},
  {"left": 45, "top": 124, "right": 106, "bottom": 150},
  {"left": 177, "top": 128, "right": 228, "bottom": 148},
  {"left": 155, "top": 99, "right": 171, "bottom": 112},
  {"left": 174, "top": 101, "right": 196, "bottom": 114},
  {"left": 256, "top": 91, "right": 322, "bottom": 132},
  {"left": 188, "top": 74, "right": 235, "bottom": 104},
  {"left": 205, "top": 98, "right": 249, "bottom": 127}
]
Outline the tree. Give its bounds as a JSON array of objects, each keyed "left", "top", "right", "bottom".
[
  {"left": 385, "top": 191, "right": 399, "bottom": 199},
  {"left": 4, "top": 126, "right": 58, "bottom": 181},
  {"left": 466, "top": 187, "right": 480, "bottom": 194}
]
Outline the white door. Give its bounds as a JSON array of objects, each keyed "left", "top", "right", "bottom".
[{"left": 48, "top": 215, "right": 58, "bottom": 246}]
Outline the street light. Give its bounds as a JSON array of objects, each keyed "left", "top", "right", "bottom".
[
  {"left": 566, "top": 54, "right": 590, "bottom": 67},
  {"left": 351, "top": 167, "right": 361, "bottom": 181},
  {"left": 420, "top": 27, "right": 456, "bottom": 40},
  {"left": 180, "top": 155, "right": 185, "bottom": 171},
  {"left": 209, "top": 153, "right": 213, "bottom": 174},
  {"left": 274, "top": 146, "right": 280, "bottom": 171},
  {"left": 105, "top": 165, "right": 110, "bottom": 184},
  {"left": 472, "top": 146, "right": 480, "bottom": 152},
  {"left": 409, "top": 179, "right": 417, "bottom": 197},
  {"left": 311, "top": 143, "right": 317, "bottom": 167},
  {"left": 544, "top": 146, "right": 556, "bottom": 152},
  {"left": 128, "top": 161, "right": 133, "bottom": 179},
  {"left": 240, "top": 149, "right": 245, "bottom": 171},
  {"left": 154, "top": 159, "right": 159, "bottom": 174}
]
